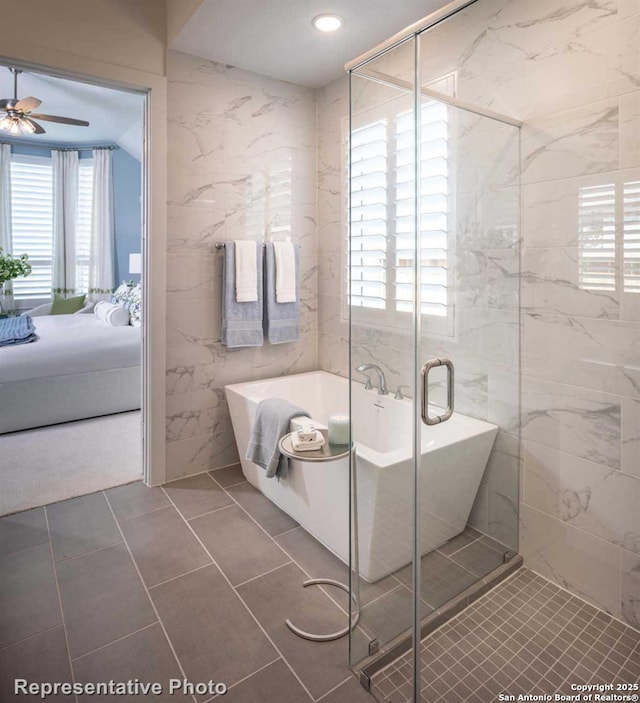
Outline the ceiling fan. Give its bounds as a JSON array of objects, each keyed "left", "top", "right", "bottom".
[{"left": 0, "top": 67, "right": 90, "bottom": 136}]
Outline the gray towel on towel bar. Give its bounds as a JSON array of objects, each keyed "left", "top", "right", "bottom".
[
  {"left": 246, "top": 398, "right": 310, "bottom": 479},
  {"left": 221, "top": 241, "right": 264, "bottom": 348},
  {"left": 264, "top": 242, "right": 300, "bottom": 344}
]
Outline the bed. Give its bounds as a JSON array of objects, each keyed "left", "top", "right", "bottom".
[{"left": 0, "top": 314, "right": 141, "bottom": 434}]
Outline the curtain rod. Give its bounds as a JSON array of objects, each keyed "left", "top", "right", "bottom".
[
  {"left": 0, "top": 139, "right": 117, "bottom": 151},
  {"left": 53, "top": 145, "right": 117, "bottom": 151}
]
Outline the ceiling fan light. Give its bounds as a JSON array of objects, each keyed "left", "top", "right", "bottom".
[
  {"left": 21, "top": 119, "right": 36, "bottom": 135},
  {"left": 0, "top": 116, "right": 11, "bottom": 133}
]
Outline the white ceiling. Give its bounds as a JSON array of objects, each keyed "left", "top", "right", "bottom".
[
  {"left": 171, "top": 0, "right": 446, "bottom": 88},
  {"left": 0, "top": 67, "right": 144, "bottom": 158}
]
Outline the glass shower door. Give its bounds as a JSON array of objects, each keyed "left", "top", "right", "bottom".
[
  {"left": 348, "top": 37, "right": 420, "bottom": 676},
  {"left": 347, "top": 28, "right": 521, "bottom": 703}
]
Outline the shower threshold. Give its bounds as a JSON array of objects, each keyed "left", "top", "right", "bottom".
[{"left": 356, "top": 550, "right": 523, "bottom": 694}]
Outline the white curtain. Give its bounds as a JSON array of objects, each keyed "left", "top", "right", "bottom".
[
  {"left": 0, "top": 143, "right": 14, "bottom": 311},
  {"left": 89, "top": 148, "right": 115, "bottom": 302},
  {"left": 52, "top": 149, "right": 78, "bottom": 295}
]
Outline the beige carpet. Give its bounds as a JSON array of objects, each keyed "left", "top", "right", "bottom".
[{"left": 0, "top": 411, "right": 143, "bottom": 516}]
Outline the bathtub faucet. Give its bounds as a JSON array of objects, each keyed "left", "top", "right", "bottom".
[{"left": 355, "top": 364, "right": 388, "bottom": 395}]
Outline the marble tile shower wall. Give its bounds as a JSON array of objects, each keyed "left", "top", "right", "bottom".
[
  {"left": 317, "top": 0, "right": 640, "bottom": 628},
  {"left": 417, "top": 0, "right": 640, "bottom": 627},
  {"left": 166, "top": 50, "right": 318, "bottom": 481}
]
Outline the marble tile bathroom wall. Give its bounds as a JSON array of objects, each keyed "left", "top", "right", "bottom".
[
  {"left": 165, "top": 50, "right": 318, "bottom": 480},
  {"left": 318, "top": 0, "right": 640, "bottom": 626}
]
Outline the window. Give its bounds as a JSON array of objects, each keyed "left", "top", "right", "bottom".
[
  {"left": 10, "top": 155, "right": 54, "bottom": 300},
  {"left": 9, "top": 152, "right": 94, "bottom": 301},
  {"left": 578, "top": 183, "right": 616, "bottom": 291},
  {"left": 624, "top": 181, "right": 640, "bottom": 292},
  {"left": 349, "top": 119, "right": 388, "bottom": 310},
  {"left": 578, "top": 178, "right": 640, "bottom": 294},
  {"left": 347, "top": 75, "right": 454, "bottom": 332}
]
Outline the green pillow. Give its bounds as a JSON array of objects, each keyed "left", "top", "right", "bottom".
[{"left": 50, "top": 293, "right": 86, "bottom": 315}]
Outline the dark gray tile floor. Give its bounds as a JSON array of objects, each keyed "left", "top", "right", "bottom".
[
  {"left": 0, "top": 466, "right": 371, "bottom": 702},
  {"left": 372, "top": 568, "right": 640, "bottom": 703}
]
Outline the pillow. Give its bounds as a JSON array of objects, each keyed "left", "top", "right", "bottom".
[
  {"left": 94, "top": 300, "right": 130, "bottom": 327},
  {"left": 110, "top": 281, "right": 134, "bottom": 306},
  {"left": 50, "top": 293, "right": 86, "bottom": 315},
  {"left": 123, "top": 283, "right": 142, "bottom": 327}
]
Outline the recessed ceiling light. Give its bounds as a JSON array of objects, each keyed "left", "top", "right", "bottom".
[{"left": 312, "top": 14, "right": 343, "bottom": 32}]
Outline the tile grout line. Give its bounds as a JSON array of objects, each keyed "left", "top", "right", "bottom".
[
  {"left": 212, "top": 477, "right": 249, "bottom": 489},
  {"left": 205, "top": 471, "right": 354, "bottom": 620},
  {"left": 272, "top": 524, "right": 303, "bottom": 539},
  {"left": 234, "top": 561, "right": 295, "bottom": 588},
  {"left": 147, "top": 562, "right": 213, "bottom": 591},
  {"left": 315, "top": 674, "right": 355, "bottom": 701},
  {"left": 200, "top": 656, "right": 283, "bottom": 703},
  {"left": 159, "top": 484, "right": 317, "bottom": 703},
  {"left": 52, "top": 539, "right": 124, "bottom": 566},
  {"left": 110, "top": 501, "right": 177, "bottom": 523},
  {"left": 102, "top": 492, "right": 199, "bottom": 703},
  {"left": 43, "top": 506, "right": 80, "bottom": 703},
  {"left": 183, "top": 502, "right": 237, "bottom": 522},
  {"left": 71, "top": 622, "right": 160, "bottom": 663},
  {"left": 0, "top": 623, "right": 64, "bottom": 653},
  {"left": 0, "top": 538, "right": 52, "bottom": 559}
]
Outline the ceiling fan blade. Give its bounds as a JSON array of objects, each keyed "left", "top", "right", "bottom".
[
  {"left": 0, "top": 99, "right": 14, "bottom": 110},
  {"left": 23, "top": 117, "right": 46, "bottom": 134},
  {"left": 28, "top": 113, "right": 89, "bottom": 126},
  {"left": 15, "top": 96, "right": 42, "bottom": 112}
]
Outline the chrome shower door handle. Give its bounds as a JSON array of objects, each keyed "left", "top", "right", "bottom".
[{"left": 421, "top": 358, "right": 455, "bottom": 426}]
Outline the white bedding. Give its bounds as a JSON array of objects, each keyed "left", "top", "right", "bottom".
[
  {"left": 0, "top": 314, "right": 141, "bottom": 434},
  {"left": 0, "top": 314, "right": 141, "bottom": 383}
]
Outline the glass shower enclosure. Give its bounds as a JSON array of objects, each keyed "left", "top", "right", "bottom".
[{"left": 347, "top": 5, "right": 522, "bottom": 700}]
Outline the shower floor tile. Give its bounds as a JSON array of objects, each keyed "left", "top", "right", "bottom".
[{"left": 370, "top": 568, "right": 640, "bottom": 703}]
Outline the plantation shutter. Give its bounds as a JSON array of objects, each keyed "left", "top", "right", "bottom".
[
  {"left": 578, "top": 183, "right": 617, "bottom": 291},
  {"left": 349, "top": 119, "right": 388, "bottom": 310},
  {"left": 9, "top": 154, "right": 54, "bottom": 300},
  {"left": 394, "top": 101, "right": 450, "bottom": 316},
  {"left": 623, "top": 180, "right": 640, "bottom": 293}
]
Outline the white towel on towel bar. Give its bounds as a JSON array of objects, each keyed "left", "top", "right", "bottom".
[
  {"left": 235, "top": 240, "right": 258, "bottom": 302},
  {"left": 273, "top": 241, "right": 297, "bottom": 303}
]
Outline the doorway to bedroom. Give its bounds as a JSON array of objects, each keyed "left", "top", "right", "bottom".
[{"left": 0, "top": 65, "right": 146, "bottom": 516}]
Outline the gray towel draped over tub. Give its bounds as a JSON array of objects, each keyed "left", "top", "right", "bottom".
[
  {"left": 264, "top": 242, "right": 300, "bottom": 345},
  {"left": 246, "top": 398, "right": 310, "bottom": 479},
  {"left": 221, "top": 241, "right": 264, "bottom": 348}
]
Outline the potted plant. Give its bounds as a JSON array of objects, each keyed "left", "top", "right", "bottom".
[{"left": 0, "top": 248, "right": 32, "bottom": 314}]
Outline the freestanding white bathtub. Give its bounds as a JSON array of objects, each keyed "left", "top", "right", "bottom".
[{"left": 226, "top": 371, "right": 498, "bottom": 582}]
